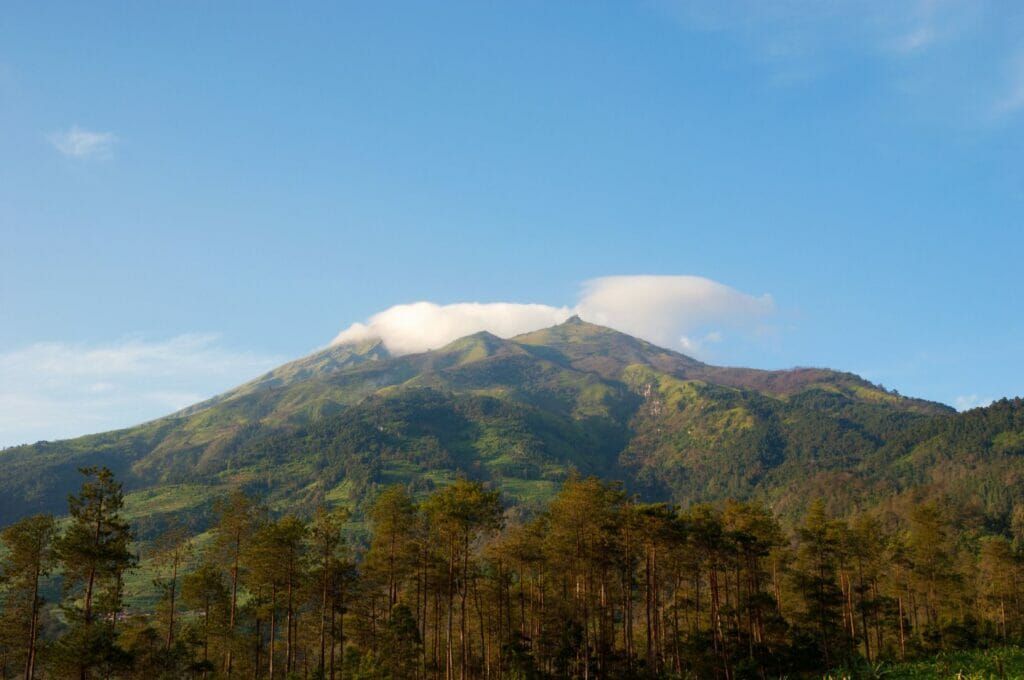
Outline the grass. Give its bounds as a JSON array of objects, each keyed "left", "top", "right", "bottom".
[
  {"left": 495, "top": 476, "right": 558, "bottom": 505},
  {"left": 121, "top": 483, "right": 222, "bottom": 520},
  {"left": 825, "top": 647, "right": 1024, "bottom": 679}
]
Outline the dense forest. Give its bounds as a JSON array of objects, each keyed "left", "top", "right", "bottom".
[{"left": 3, "top": 466, "right": 1024, "bottom": 680}]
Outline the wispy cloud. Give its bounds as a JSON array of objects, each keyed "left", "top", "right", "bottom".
[
  {"left": 993, "top": 53, "right": 1024, "bottom": 117},
  {"left": 333, "top": 274, "right": 775, "bottom": 358},
  {"left": 659, "top": 1, "right": 964, "bottom": 60},
  {"left": 49, "top": 125, "right": 118, "bottom": 159},
  {"left": 0, "top": 335, "right": 280, "bottom": 447},
  {"left": 657, "top": 0, "right": 1023, "bottom": 120},
  {"left": 954, "top": 394, "right": 993, "bottom": 411}
]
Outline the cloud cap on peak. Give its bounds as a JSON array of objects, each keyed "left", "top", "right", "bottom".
[
  {"left": 575, "top": 275, "right": 774, "bottom": 352},
  {"left": 332, "top": 301, "right": 573, "bottom": 355},
  {"left": 331, "top": 275, "right": 775, "bottom": 357}
]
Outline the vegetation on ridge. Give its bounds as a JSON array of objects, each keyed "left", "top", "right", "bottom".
[{"left": 0, "top": 319, "right": 974, "bottom": 539}]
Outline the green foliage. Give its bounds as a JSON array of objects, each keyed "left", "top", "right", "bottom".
[
  {"left": 58, "top": 466, "right": 136, "bottom": 625},
  {"left": 0, "top": 318, "right": 966, "bottom": 540},
  {"left": 827, "top": 646, "right": 1024, "bottom": 679},
  {"left": 2, "top": 466, "right": 1024, "bottom": 678},
  {"left": 7, "top": 320, "right": 1024, "bottom": 678},
  {"left": 0, "top": 513, "right": 58, "bottom": 679}
]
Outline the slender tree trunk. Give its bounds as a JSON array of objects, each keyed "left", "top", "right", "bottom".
[
  {"left": 329, "top": 601, "right": 336, "bottom": 680},
  {"left": 389, "top": 533, "right": 397, "bottom": 611},
  {"left": 447, "top": 537, "right": 455, "bottom": 680},
  {"left": 460, "top": 535, "right": 469, "bottom": 680},
  {"left": 897, "top": 594, "right": 906, "bottom": 660},
  {"left": 24, "top": 561, "right": 40, "bottom": 680},
  {"left": 286, "top": 574, "right": 294, "bottom": 675},
  {"left": 645, "top": 547, "right": 653, "bottom": 670},
  {"left": 83, "top": 496, "right": 104, "bottom": 626},
  {"left": 434, "top": 585, "right": 442, "bottom": 680},
  {"left": 856, "top": 562, "right": 870, "bottom": 662},
  {"left": 203, "top": 600, "right": 211, "bottom": 664},
  {"left": 472, "top": 574, "right": 488, "bottom": 679},
  {"left": 624, "top": 525, "right": 632, "bottom": 667},
  {"left": 167, "top": 557, "right": 179, "bottom": 650},
  {"left": 319, "top": 559, "right": 328, "bottom": 678},
  {"left": 254, "top": 614, "right": 262, "bottom": 680},
  {"left": 228, "top": 537, "right": 241, "bottom": 677},
  {"left": 872, "top": 580, "right": 883, "bottom": 659},
  {"left": 269, "top": 586, "right": 278, "bottom": 680},
  {"left": 80, "top": 496, "right": 105, "bottom": 680},
  {"left": 337, "top": 584, "right": 346, "bottom": 680}
]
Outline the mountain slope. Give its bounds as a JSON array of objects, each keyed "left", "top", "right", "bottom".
[{"left": 2, "top": 318, "right": 994, "bottom": 536}]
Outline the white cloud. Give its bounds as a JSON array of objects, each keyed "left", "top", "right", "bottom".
[
  {"left": 333, "top": 302, "right": 574, "bottom": 355},
  {"left": 49, "top": 125, "right": 117, "bottom": 159},
  {"left": 575, "top": 275, "right": 773, "bottom": 352},
  {"left": 891, "top": 25, "right": 937, "bottom": 54},
  {"left": 954, "top": 394, "right": 993, "bottom": 411},
  {"left": 332, "top": 275, "right": 774, "bottom": 357},
  {"left": 993, "top": 53, "right": 1024, "bottom": 117},
  {"left": 2, "top": 277, "right": 775, "bottom": 446},
  {"left": 660, "top": 0, "right": 980, "bottom": 60},
  {"left": 656, "top": 0, "right": 1024, "bottom": 121},
  {"left": 0, "top": 335, "right": 280, "bottom": 448}
]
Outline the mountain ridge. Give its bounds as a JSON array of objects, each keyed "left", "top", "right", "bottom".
[{"left": 2, "top": 318, "right": 999, "bottom": 536}]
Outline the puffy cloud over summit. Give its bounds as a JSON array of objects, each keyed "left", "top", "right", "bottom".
[
  {"left": 332, "top": 302, "right": 574, "bottom": 355},
  {"left": 576, "top": 275, "right": 774, "bottom": 352},
  {"left": 332, "top": 275, "right": 774, "bottom": 356}
]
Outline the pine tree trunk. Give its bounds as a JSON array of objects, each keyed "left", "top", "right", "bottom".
[
  {"left": 460, "top": 535, "right": 469, "bottom": 680},
  {"left": 269, "top": 586, "right": 278, "bottom": 680},
  {"left": 329, "top": 602, "right": 336, "bottom": 680},
  {"left": 447, "top": 537, "right": 455, "bottom": 680},
  {"left": 167, "top": 557, "right": 178, "bottom": 650},
  {"left": 286, "top": 575, "right": 294, "bottom": 675},
  {"left": 254, "top": 614, "right": 262, "bottom": 680},
  {"left": 897, "top": 594, "right": 906, "bottom": 660},
  {"left": 228, "top": 537, "right": 241, "bottom": 678},
  {"left": 319, "top": 559, "right": 328, "bottom": 678}
]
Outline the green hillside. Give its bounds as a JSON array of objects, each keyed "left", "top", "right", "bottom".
[{"left": 4, "top": 317, "right": 1007, "bottom": 539}]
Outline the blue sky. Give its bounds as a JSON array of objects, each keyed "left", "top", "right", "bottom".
[{"left": 2, "top": 1, "right": 1022, "bottom": 446}]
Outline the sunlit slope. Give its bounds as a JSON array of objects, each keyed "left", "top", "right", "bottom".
[{"left": 3, "top": 317, "right": 996, "bottom": 536}]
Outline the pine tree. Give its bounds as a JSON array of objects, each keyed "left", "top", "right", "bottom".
[
  {"left": 55, "top": 466, "right": 135, "bottom": 680},
  {"left": 182, "top": 559, "right": 229, "bottom": 673},
  {"left": 308, "top": 505, "right": 350, "bottom": 679},
  {"left": 212, "top": 488, "right": 263, "bottom": 677},
  {"left": 151, "top": 523, "right": 193, "bottom": 650},
  {"left": 977, "top": 536, "right": 1020, "bottom": 640},
  {"left": 423, "top": 480, "right": 503, "bottom": 680},
  {"left": 247, "top": 516, "right": 307, "bottom": 679},
  {"left": 790, "top": 498, "right": 848, "bottom": 670},
  {"left": 0, "top": 514, "right": 58, "bottom": 680},
  {"left": 366, "top": 486, "right": 418, "bottom": 615},
  {"left": 381, "top": 603, "right": 422, "bottom": 678}
]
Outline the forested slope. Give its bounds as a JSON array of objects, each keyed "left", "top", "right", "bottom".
[{"left": 4, "top": 318, "right": 1016, "bottom": 540}]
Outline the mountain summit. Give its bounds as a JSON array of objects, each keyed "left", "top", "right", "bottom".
[{"left": 4, "top": 318, "right": 1005, "bottom": 535}]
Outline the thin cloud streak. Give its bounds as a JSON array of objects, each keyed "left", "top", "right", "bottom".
[
  {"left": 0, "top": 335, "right": 280, "bottom": 447},
  {"left": 955, "top": 394, "right": 993, "bottom": 412},
  {"left": 656, "top": 0, "right": 1023, "bottom": 121},
  {"left": 49, "top": 125, "right": 117, "bottom": 159},
  {"left": 993, "top": 53, "right": 1024, "bottom": 117}
]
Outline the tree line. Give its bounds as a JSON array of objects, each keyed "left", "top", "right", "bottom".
[{"left": 2, "top": 467, "right": 1024, "bottom": 679}]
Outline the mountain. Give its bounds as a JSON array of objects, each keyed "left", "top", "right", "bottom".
[{"left": 6, "top": 317, "right": 1019, "bottom": 539}]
